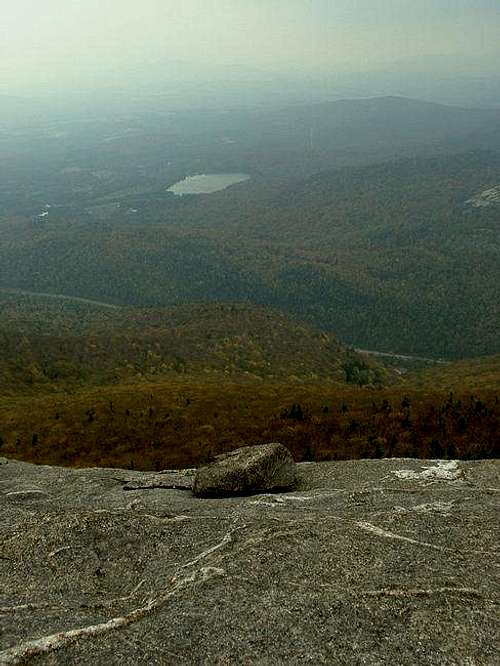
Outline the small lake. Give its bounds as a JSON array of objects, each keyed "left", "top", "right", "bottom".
[{"left": 167, "top": 173, "right": 250, "bottom": 196}]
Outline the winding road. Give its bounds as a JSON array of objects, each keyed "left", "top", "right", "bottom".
[{"left": 0, "top": 288, "right": 122, "bottom": 310}]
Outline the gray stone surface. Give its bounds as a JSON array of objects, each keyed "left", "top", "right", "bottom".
[
  {"left": 0, "top": 457, "right": 498, "bottom": 665},
  {"left": 193, "top": 443, "right": 297, "bottom": 497}
]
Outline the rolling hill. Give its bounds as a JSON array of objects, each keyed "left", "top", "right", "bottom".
[{"left": 0, "top": 297, "right": 385, "bottom": 393}]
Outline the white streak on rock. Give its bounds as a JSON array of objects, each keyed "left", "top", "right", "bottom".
[
  {"left": 248, "top": 491, "right": 341, "bottom": 506},
  {"left": 392, "top": 461, "right": 463, "bottom": 482},
  {"left": 357, "top": 587, "right": 483, "bottom": 598},
  {"left": 281, "top": 495, "right": 319, "bottom": 502},
  {"left": 0, "top": 581, "right": 186, "bottom": 666},
  {"left": 0, "top": 528, "right": 242, "bottom": 665},
  {"left": 199, "top": 566, "right": 225, "bottom": 579},
  {"left": 181, "top": 525, "right": 245, "bottom": 568},
  {"left": 0, "top": 581, "right": 147, "bottom": 616},
  {"left": 48, "top": 546, "right": 72, "bottom": 558},
  {"left": 248, "top": 500, "right": 284, "bottom": 507},
  {"left": 355, "top": 521, "right": 447, "bottom": 552},
  {"left": 4, "top": 490, "right": 49, "bottom": 498},
  {"left": 412, "top": 501, "right": 455, "bottom": 514}
]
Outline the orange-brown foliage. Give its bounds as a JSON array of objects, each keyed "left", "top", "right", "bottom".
[{"left": 1, "top": 379, "right": 498, "bottom": 470}]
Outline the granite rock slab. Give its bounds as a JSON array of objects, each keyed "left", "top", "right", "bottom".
[{"left": 0, "top": 457, "right": 498, "bottom": 665}]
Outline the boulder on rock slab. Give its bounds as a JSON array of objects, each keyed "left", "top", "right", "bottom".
[{"left": 193, "top": 442, "right": 297, "bottom": 497}]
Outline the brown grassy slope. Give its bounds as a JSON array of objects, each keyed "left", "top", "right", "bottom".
[
  {"left": 408, "top": 354, "right": 500, "bottom": 392},
  {"left": 0, "top": 378, "right": 497, "bottom": 469}
]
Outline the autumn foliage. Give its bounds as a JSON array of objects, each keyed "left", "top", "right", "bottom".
[{"left": 1, "top": 379, "right": 498, "bottom": 470}]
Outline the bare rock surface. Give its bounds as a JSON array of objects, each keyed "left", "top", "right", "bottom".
[
  {"left": 193, "top": 443, "right": 297, "bottom": 497},
  {"left": 0, "top": 457, "right": 499, "bottom": 665}
]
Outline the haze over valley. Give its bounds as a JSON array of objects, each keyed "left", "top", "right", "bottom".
[{"left": 1, "top": 0, "right": 499, "bottom": 464}]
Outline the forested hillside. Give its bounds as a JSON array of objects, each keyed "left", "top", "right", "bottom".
[
  {"left": 0, "top": 297, "right": 385, "bottom": 392},
  {"left": 2, "top": 149, "right": 499, "bottom": 358}
]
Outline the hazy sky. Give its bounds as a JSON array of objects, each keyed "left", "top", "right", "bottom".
[{"left": 2, "top": 1, "right": 500, "bottom": 95}]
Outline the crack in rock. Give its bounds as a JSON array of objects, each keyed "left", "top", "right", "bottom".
[{"left": 0, "top": 526, "right": 244, "bottom": 665}]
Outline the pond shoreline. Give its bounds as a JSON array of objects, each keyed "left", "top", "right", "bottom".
[{"left": 167, "top": 172, "right": 250, "bottom": 195}]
